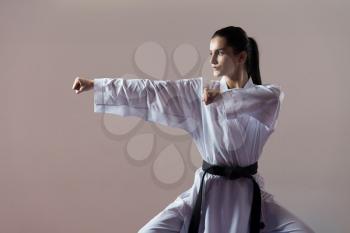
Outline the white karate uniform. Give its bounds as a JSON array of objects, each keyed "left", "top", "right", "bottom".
[{"left": 93, "top": 76, "right": 315, "bottom": 233}]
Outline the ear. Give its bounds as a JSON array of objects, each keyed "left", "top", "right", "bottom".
[{"left": 237, "top": 51, "right": 248, "bottom": 64}]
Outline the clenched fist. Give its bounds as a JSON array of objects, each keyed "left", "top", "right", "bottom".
[
  {"left": 202, "top": 88, "right": 221, "bottom": 105},
  {"left": 72, "top": 77, "right": 94, "bottom": 94}
]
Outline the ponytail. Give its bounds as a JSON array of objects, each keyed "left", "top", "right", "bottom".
[{"left": 247, "top": 37, "right": 262, "bottom": 85}]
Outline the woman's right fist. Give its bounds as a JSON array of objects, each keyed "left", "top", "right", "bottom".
[{"left": 72, "top": 77, "right": 94, "bottom": 94}]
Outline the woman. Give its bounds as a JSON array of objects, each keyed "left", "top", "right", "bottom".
[{"left": 72, "top": 26, "right": 315, "bottom": 233}]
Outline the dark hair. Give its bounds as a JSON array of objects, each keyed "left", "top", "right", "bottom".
[{"left": 211, "top": 26, "right": 262, "bottom": 85}]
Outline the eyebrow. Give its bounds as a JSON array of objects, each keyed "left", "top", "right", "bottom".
[{"left": 210, "top": 47, "right": 226, "bottom": 52}]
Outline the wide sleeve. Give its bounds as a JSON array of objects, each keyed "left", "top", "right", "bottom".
[
  {"left": 221, "top": 84, "right": 285, "bottom": 131},
  {"left": 93, "top": 76, "right": 203, "bottom": 134}
]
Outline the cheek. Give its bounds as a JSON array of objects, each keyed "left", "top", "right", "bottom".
[{"left": 221, "top": 57, "right": 235, "bottom": 70}]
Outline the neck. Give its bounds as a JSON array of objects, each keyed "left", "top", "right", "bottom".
[{"left": 224, "top": 70, "right": 249, "bottom": 89}]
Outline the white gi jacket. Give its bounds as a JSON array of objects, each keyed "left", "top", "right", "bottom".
[{"left": 93, "top": 76, "right": 313, "bottom": 233}]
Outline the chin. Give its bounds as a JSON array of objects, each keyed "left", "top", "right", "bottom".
[{"left": 213, "top": 72, "right": 223, "bottom": 78}]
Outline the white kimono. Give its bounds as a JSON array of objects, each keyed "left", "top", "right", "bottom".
[{"left": 93, "top": 76, "right": 314, "bottom": 233}]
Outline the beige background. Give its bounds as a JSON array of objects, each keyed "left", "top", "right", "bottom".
[{"left": 1, "top": 0, "right": 349, "bottom": 232}]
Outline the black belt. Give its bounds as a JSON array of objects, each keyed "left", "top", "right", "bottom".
[{"left": 188, "top": 160, "right": 265, "bottom": 233}]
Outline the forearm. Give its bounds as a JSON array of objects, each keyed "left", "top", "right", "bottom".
[{"left": 221, "top": 84, "right": 283, "bottom": 129}]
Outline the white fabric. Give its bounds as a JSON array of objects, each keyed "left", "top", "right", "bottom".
[{"left": 93, "top": 76, "right": 314, "bottom": 233}]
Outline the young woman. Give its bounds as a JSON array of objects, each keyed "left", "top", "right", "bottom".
[{"left": 72, "top": 26, "right": 315, "bottom": 233}]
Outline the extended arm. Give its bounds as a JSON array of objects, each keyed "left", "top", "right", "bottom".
[{"left": 93, "top": 76, "right": 203, "bottom": 134}]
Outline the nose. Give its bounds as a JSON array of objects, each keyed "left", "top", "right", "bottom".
[{"left": 210, "top": 54, "right": 218, "bottom": 65}]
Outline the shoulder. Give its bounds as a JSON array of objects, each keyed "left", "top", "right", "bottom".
[{"left": 254, "top": 83, "right": 285, "bottom": 102}]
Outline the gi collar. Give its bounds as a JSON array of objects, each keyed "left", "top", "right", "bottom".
[{"left": 220, "top": 76, "right": 254, "bottom": 93}]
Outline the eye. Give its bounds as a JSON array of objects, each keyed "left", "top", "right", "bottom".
[{"left": 219, "top": 51, "right": 224, "bottom": 55}]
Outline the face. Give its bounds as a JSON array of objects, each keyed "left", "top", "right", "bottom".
[{"left": 209, "top": 36, "right": 247, "bottom": 79}]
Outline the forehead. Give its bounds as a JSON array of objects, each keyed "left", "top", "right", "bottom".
[{"left": 209, "top": 36, "right": 228, "bottom": 51}]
